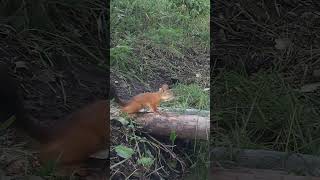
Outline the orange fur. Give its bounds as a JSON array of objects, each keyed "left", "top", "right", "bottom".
[
  {"left": 39, "top": 100, "right": 108, "bottom": 165},
  {"left": 121, "top": 84, "right": 174, "bottom": 114}
]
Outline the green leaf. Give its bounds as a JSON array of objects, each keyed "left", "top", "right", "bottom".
[
  {"left": 170, "top": 130, "right": 177, "bottom": 143},
  {"left": 137, "top": 157, "right": 154, "bottom": 168},
  {"left": 115, "top": 145, "right": 134, "bottom": 159}
]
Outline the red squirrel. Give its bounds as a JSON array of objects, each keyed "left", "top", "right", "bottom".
[
  {"left": 39, "top": 100, "right": 108, "bottom": 165},
  {"left": 0, "top": 63, "right": 108, "bottom": 165},
  {"left": 112, "top": 84, "right": 174, "bottom": 115}
]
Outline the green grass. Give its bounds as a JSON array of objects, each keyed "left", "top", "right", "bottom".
[
  {"left": 111, "top": 0, "right": 209, "bottom": 82},
  {"left": 111, "top": 0, "right": 209, "bottom": 46},
  {"left": 164, "top": 83, "right": 210, "bottom": 110},
  {"left": 212, "top": 70, "right": 320, "bottom": 155}
]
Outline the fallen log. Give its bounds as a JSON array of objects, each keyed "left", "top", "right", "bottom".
[
  {"left": 209, "top": 167, "right": 319, "bottom": 180},
  {"left": 211, "top": 147, "right": 320, "bottom": 176},
  {"left": 133, "top": 109, "right": 210, "bottom": 140}
]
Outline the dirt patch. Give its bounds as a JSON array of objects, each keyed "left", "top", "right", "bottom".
[{"left": 111, "top": 43, "right": 210, "bottom": 101}]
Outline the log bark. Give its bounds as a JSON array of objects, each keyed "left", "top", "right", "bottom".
[
  {"left": 159, "top": 107, "right": 210, "bottom": 116},
  {"left": 133, "top": 110, "right": 210, "bottom": 140},
  {"left": 211, "top": 147, "right": 320, "bottom": 176}
]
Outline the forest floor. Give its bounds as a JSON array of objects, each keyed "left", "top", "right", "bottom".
[
  {"left": 212, "top": 0, "right": 320, "bottom": 177},
  {"left": 0, "top": 0, "right": 210, "bottom": 180},
  {"left": 110, "top": 0, "right": 210, "bottom": 179},
  {"left": 0, "top": 1, "right": 108, "bottom": 179}
]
